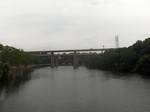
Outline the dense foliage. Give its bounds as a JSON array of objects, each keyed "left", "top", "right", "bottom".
[
  {"left": 0, "top": 44, "right": 32, "bottom": 76},
  {"left": 81, "top": 38, "right": 150, "bottom": 76}
]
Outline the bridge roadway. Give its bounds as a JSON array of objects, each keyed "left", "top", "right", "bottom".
[
  {"left": 27, "top": 48, "right": 114, "bottom": 68},
  {"left": 27, "top": 48, "right": 114, "bottom": 54}
]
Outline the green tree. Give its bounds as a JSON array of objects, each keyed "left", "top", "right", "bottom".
[{"left": 136, "top": 55, "right": 150, "bottom": 75}]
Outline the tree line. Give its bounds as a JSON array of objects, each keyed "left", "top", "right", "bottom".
[
  {"left": 80, "top": 38, "right": 150, "bottom": 76},
  {"left": 0, "top": 44, "right": 32, "bottom": 76},
  {"left": 0, "top": 38, "right": 150, "bottom": 77}
]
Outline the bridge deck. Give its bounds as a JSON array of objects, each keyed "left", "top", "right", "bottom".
[{"left": 27, "top": 48, "right": 114, "bottom": 54}]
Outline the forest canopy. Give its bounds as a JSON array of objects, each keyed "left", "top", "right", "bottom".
[
  {"left": 0, "top": 44, "right": 32, "bottom": 66},
  {"left": 81, "top": 38, "right": 150, "bottom": 76}
]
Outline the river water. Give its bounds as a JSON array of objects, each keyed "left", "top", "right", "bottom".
[{"left": 0, "top": 66, "right": 150, "bottom": 112}]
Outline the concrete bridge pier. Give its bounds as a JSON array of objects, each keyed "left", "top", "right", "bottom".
[
  {"left": 55, "top": 55, "right": 59, "bottom": 67},
  {"left": 73, "top": 51, "right": 79, "bottom": 69},
  {"left": 51, "top": 52, "right": 55, "bottom": 68}
]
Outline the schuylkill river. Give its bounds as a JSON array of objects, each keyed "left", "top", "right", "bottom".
[{"left": 0, "top": 66, "right": 150, "bottom": 112}]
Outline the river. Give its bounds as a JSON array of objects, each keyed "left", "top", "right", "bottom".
[{"left": 0, "top": 66, "right": 150, "bottom": 112}]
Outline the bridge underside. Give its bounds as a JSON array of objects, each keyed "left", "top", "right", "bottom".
[
  {"left": 32, "top": 53, "right": 90, "bottom": 68},
  {"left": 28, "top": 48, "right": 111, "bottom": 68}
]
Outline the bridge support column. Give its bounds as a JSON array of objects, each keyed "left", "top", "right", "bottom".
[
  {"left": 55, "top": 55, "right": 59, "bottom": 67},
  {"left": 51, "top": 52, "right": 55, "bottom": 68},
  {"left": 73, "top": 51, "right": 79, "bottom": 69}
]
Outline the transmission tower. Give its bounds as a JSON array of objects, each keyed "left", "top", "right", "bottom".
[{"left": 115, "top": 35, "right": 119, "bottom": 48}]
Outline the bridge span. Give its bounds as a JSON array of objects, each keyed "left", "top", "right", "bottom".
[{"left": 27, "top": 48, "right": 114, "bottom": 68}]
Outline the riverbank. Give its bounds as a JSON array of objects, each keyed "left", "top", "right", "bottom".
[
  {"left": 0, "top": 63, "right": 53, "bottom": 81},
  {"left": 0, "top": 43, "right": 33, "bottom": 81},
  {"left": 0, "top": 65, "right": 33, "bottom": 81},
  {"left": 80, "top": 38, "right": 150, "bottom": 76}
]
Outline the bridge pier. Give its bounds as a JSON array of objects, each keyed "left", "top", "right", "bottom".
[
  {"left": 55, "top": 55, "right": 59, "bottom": 67},
  {"left": 73, "top": 51, "right": 79, "bottom": 69},
  {"left": 29, "top": 48, "right": 110, "bottom": 68},
  {"left": 51, "top": 52, "right": 55, "bottom": 68}
]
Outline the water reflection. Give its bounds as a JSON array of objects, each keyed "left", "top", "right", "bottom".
[
  {"left": 0, "top": 66, "right": 150, "bottom": 112},
  {"left": 0, "top": 70, "right": 32, "bottom": 101}
]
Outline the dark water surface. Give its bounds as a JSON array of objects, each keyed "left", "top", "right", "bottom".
[{"left": 0, "top": 66, "right": 150, "bottom": 112}]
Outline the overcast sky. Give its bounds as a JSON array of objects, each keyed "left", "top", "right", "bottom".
[{"left": 0, "top": 0, "right": 150, "bottom": 50}]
